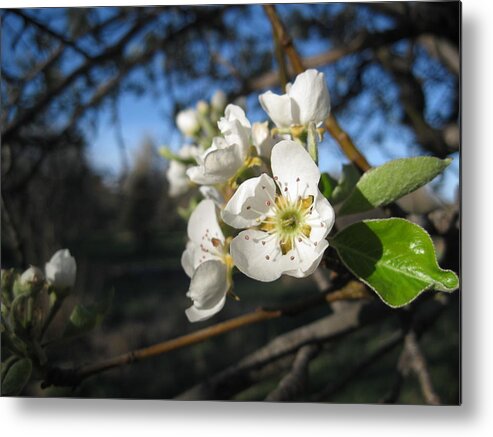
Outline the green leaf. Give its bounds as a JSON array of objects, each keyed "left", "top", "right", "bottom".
[
  {"left": 318, "top": 172, "right": 338, "bottom": 199},
  {"left": 339, "top": 157, "right": 451, "bottom": 215},
  {"left": 330, "top": 164, "right": 361, "bottom": 204},
  {"left": 1, "top": 358, "right": 32, "bottom": 396},
  {"left": 332, "top": 218, "right": 459, "bottom": 307}
]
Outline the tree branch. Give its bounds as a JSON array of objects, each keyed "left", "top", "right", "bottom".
[{"left": 41, "top": 279, "right": 368, "bottom": 389}]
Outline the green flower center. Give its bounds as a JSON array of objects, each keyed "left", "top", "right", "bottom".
[{"left": 258, "top": 194, "right": 314, "bottom": 255}]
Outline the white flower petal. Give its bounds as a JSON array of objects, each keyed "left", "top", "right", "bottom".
[
  {"left": 270, "top": 140, "right": 320, "bottom": 200},
  {"left": 258, "top": 91, "right": 293, "bottom": 128},
  {"left": 186, "top": 296, "right": 226, "bottom": 323},
  {"left": 218, "top": 104, "right": 251, "bottom": 154},
  {"left": 230, "top": 230, "right": 291, "bottom": 282},
  {"left": 185, "top": 260, "right": 229, "bottom": 322},
  {"left": 187, "top": 199, "right": 224, "bottom": 247},
  {"left": 221, "top": 174, "right": 277, "bottom": 229},
  {"left": 199, "top": 186, "right": 225, "bottom": 207},
  {"left": 203, "top": 143, "right": 244, "bottom": 179},
  {"left": 181, "top": 242, "right": 195, "bottom": 278},
  {"left": 252, "top": 121, "right": 275, "bottom": 158},
  {"left": 305, "top": 192, "right": 335, "bottom": 242},
  {"left": 288, "top": 69, "right": 330, "bottom": 126},
  {"left": 284, "top": 239, "right": 329, "bottom": 278}
]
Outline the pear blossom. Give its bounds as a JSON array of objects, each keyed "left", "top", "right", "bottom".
[
  {"left": 259, "top": 69, "right": 330, "bottom": 129},
  {"left": 45, "top": 249, "right": 76, "bottom": 289},
  {"left": 187, "top": 104, "right": 251, "bottom": 186},
  {"left": 222, "top": 140, "right": 335, "bottom": 282},
  {"left": 181, "top": 199, "right": 233, "bottom": 322},
  {"left": 176, "top": 108, "right": 200, "bottom": 137},
  {"left": 166, "top": 144, "right": 201, "bottom": 197}
]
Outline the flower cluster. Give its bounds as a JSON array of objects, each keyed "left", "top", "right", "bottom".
[{"left": 165, "top": 70, "right": 335, "bottom": 322}]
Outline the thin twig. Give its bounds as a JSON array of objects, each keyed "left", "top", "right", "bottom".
[
  {"left": 399, "top": 330, "right": 441, "bottom": 405},
  {"left": 10, "top": 10, "right": 92, "bottom": 59}
]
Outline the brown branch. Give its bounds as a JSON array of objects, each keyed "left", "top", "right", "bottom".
[
  {"left": 265, "top": 344, "right": 320, "bottom": 402},
  {"left": 262, "top": 4, "right": 371, "bottom": 173},
  {"left": 41, "top": 279, "right": 368, "bottom": 388}
]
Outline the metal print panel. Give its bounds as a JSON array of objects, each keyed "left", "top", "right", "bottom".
[{"left": 1, "top": 2, "right": 460, "bottom": 404}]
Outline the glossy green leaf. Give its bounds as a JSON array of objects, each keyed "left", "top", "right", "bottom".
[
  {"left": 1, "top": 358, "right": 32, "bottom": 396},
  {"left": 332, "top": 218, "right": 459, "bottom": 307},
  {"left": 339, "top": 157, "right": 451, "bottom": 215},
  {"left": 330, "top": 163, "right": 361, "bottom": 204}
]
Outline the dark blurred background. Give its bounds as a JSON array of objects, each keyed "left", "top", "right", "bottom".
[{"left": 1, "top": 3, "right": 460, "bottom": 402}]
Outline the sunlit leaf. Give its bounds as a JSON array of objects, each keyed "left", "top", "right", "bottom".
[{"left": 332, "top": 218, "right": 459, "bottom": 307}]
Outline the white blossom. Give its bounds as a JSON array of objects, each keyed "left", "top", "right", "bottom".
[
  {"left": 45, "top": 249, "right": 76, "bottom": 289},
  {"left": 186, "top": 136, "right": 244, "bottom": 185},
  {"left": 176, "top": 108, "right": 200, "bottom": 137},
  {"left": 222, "top": 140, "right": 335, "bottom": 282},
  {"left": 259, "top": 69, "right": 330, "bottom": 128},
  {"left": 166, "top": 145, "right": 200, "bottom": 197},
  {"left": 187, "top": 104, "right": 251, "bottom": 186},
  {"left": 181, "top": 199, "right": 232, "bottom": 322}
]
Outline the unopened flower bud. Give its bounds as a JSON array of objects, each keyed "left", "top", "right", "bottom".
[
  {"left": 176, "top": 109, "right": 200, "bottom": 137},
  {"left": 211, "top": 90, "right": 226, "bottom": 112},
  {"left": 45, "top": 249, "right": 77, "bottom": 290},
  {"left": 13, "top": 266, "right": 44, "bottom": 296},
  {"left": 196, "top": 100, "right": 209, "bottom": 115}
]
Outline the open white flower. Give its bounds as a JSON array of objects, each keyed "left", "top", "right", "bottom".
[
  {"left": 186, "top": 136, "right": 244, "bottom": 185},
  {"left": 176, "top": 108, "right": 200, "bottom": 137},
  {"left": 221, "top": 140, "right": 335, "bottom": 282},
  {"left": 187, "top": 104, "right": 252, "bottom": 186},
  {"left": 166, "top": 145, "right": 201, "bottom": 197},
  {"left": 259, "top": 69, "right": 330, "bottom": 129},
  {"left": 45, "top": 249, "right": 77, "bottom": 289},
  {"left": 181, "top": 199, "right": 233, "bottom": 322}
]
